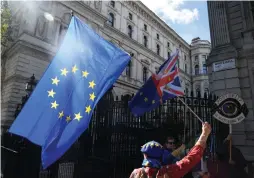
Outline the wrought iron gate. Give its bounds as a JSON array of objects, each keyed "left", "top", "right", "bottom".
[{"left": 2, "top": 89, "right": 228, "bottom": 178}]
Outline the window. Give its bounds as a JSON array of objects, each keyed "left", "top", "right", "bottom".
[
  {"left": 129, "top": 13, "right": 132, "bottom": 20},
  {"left": 185, "top": 88, "right": 189, "bottom": 96},
  {"left": 185, "top": 64, "right": 187, "bottom": 73},
  {"left": 156, "top": 44, "right": 160, "bottom": 56},
  {"left": 108, "top": 13, "right": 114, "bottom": 27},
  {"left": 195, "top": 65, "right": 199, "bottom": 75},
  {"left": 128, "top": 25, "right": 132, "bottom": 38},
  {"left": 167, "top": 51, "right": 170, "bottom": 59},
  {"left": 195, "top": 55, "right": 198, "bottom": 61},
  {"left": 167, "top": 42, "right": 170, "bottom": 48},
  {"left": 58, "top": 25, "right": 67, "bottom": 45},
  {"left": 126, "top": 61, "right": 131, "bottom": 78},
  {"left": 157, "top": 33, "right": 159, "bottom": 40},
  {"left": 143, "top": 67, "right": 148, "bottom": 82},
  {"left": 251, "top": 2, "right": 254, "bottom": 23},
  {"left": 144, "top": 24, "right": 147, "bottom": 31},
  {"left": 110, "top": 1, "right": 115, "bottom": 8},
  {"left": 196, "top": 87, "right": 200, "bottom": 96},
  {"left": 144, "top": 35, "right": 148, "bottom": 47},
  {"left": 203, "top": 64, "right": 207, "bottom": 74},
  {"left": 205, "top": 88, "right": 209, "bottom": 95},
  {"left": 184, "top": 55, "right": 186, "bottom": 61},
  {"left": 202, "top": 55, "right": 206, "bottom": 60}
]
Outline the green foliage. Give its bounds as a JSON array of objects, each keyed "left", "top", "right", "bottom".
[{"left": 1, "top": 1, "right": 11, "bottom": 45}]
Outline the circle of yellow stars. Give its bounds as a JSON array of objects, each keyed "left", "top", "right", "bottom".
[
  {"left": 139, "top": 92, "right": 156, "bottom": 104},
  {"left": 47, "top": 64, "right": 96, "bottom": 124}
]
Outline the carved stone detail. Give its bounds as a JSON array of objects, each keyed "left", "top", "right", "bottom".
[
  {"left": 35, "top": 15, "right": 48, "bottom": 39},
  {"left": 94, "top": 1, "right": 102, "bottom": 11}
]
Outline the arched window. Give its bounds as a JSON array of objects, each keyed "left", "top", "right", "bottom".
[
  {"left": 203, "top": 64, "right": 207, "bottom": 74},
  {"left": 196, "top": 87, "right": 200, "bottom": 96},
  {"left": 128, "top": 25, "right": 132, "bottom": 38},
  {"left": 156, "top": 44, "right": 160, "bottom": 56},
  {"left": 195, "top": 65, "right": 199, "bottom": 75},
  {"left": 110, "top": 1, "right": 115, "bottom": 8},
  {"left": 126, "top": 61, "right": 131, "bottom": 78},
  {"left": 144, "top": 35, "right": 148, "bottom": 47},
  {"left": 143, "top": 67, "right": 148, "bottom": 82},
  {"left": 108, "top": 13, "right": 114, "bottom": 27}
]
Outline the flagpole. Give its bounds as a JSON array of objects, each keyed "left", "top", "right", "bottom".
[{"left": 177, "top": 97, "right": 203, "bottom": 123}]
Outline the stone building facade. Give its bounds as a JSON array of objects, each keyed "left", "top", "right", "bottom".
[
  {"left": 1, "top": 1, "right": 209, "bottom": 128},
  {"left": 207, "top": 1, "right": 254, "bottom": 163},
  {"left": 190, "top": 37, "right": 210, "bottom": 97}
]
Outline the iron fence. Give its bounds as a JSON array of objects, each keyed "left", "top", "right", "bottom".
[{"left": 1, "top": 89, "right": 228, "bottom": 178}]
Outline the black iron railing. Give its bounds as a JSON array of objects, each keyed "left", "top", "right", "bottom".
[{"left": 1, "top": 77, "right": 227, "bottom": 178}]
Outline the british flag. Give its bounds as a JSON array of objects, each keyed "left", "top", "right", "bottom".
[
  {"left": 152, "top": 49, "right": 184, "bottom": 98},
  {"left": 128, "top": 49, "right": 184, "bottom": 116}
]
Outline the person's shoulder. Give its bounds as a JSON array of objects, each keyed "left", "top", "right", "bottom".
[{"left": 129, "top": 168, "right": 143, "bottom": 178}]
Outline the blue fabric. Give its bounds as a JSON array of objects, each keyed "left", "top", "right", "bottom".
[
  {"left": 9, "top": 16, "right": 131, "bottom": 169},
  {"left": 142, "top": 158, "right": 162, "bottom": 168},
  {"left": 162, "top": 149, "right": 179, "bottom": 165},
  {"left": 141, "top": 141, "right": 164, "bottom": 158},
  {"left": 141, "top": 141, "right": 164, "bottom": 168}
]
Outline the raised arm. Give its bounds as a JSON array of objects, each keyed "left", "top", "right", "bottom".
[
  {"left": 166, "top": 122, "right": 211, "bottom": 178},
  {"left": 171, "top": 144, "right": 186, "bottom": 158}
]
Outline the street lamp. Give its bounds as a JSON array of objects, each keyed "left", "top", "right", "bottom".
[{"left": 25, "top": 74, "right": 37, "bottom": 96}]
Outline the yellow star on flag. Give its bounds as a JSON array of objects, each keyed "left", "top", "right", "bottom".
[
  {"left": 72, "top": 65, "right": 78, "bottom": 73},
  {"left": 89, "top": 92, "right": 96, "bottom": 101},
  {"left": 51, "top": 101, "right": 59, "bottom": 109},
  {"left": 152, "top": 100, "right": 155, "bottom": 104},
  {"left": 74, "top": 112, "right": 82, "bottom": 121},
  {"left": 85, "top": 105, "right": 91, "bottom": 114},
  {"left": 89, "top": 80, "right": 96, "bottom": 89},
  {"left": 51, "top": 77, "right": 60, "bottom": 85},
  {"left": 58, "top": 111, "right": 64, "bottom": 119},
  {"left": 61, "top": 68, "right": 69, "bottom": 76},
  {"left": 47, "top": 89, "right": 56, "bottom": 98},
  {"left": 144, "top": 97, "right": 148, "bottom": 102},
  {"left": 82, "top": 70, "right": 89, "bottom": 78},
  {"left": 66, "top": 116, "right": 71, "bottom": 123}
]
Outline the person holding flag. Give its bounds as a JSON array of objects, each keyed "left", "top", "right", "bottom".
[{"left": 129, "top": 122, "right": 212, "bottom": 178}]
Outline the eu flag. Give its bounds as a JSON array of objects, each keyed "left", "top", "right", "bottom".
[
  {"left": 128, "top": 50, "right": 184, "bottom": 116},
  {"left": 9, "top": 16, "right": 131, "bottom": 168}
]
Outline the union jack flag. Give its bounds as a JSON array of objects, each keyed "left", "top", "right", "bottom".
[
  {"left": 129, "top": 49, "right": 184, "bottom": 116},
  {"left": 152, "top": 49, "right": 184, "bottom": 98}
]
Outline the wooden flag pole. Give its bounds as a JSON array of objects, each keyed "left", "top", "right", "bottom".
[
  {"left": 177, "top": 97, "right": 204, "bottom": 123},
  {"left": 229, "top": 124, "right": 234, "bottom": 164}
]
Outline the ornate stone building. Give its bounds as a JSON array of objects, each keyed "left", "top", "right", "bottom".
[
  {"left": 1, "top": 1, "right": 209, "bottom": 128},
  {"left": 190, "top": 37, "right": 211, "bottom": 97},
  {"left": 207, "top": 1, "right": 254, "bottom": 166}
]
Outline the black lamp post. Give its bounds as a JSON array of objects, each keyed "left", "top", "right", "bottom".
[
  {"left": 25, "top": 74, "right": 37, "bottom": 96},
  {"left": 14, "top": 74, "right": 37, "bottom": 117}
]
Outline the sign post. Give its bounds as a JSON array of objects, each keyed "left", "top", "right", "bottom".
[{"left": 212, "top": 93, "right": 249, "bottom": 164}]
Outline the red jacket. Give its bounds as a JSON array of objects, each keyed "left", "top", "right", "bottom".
[{"left": 129, "top": 145, "right": 204, "bottom": 178}]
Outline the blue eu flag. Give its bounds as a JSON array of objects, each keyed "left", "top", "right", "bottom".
[{"left": 9, "top": 16, "right": 131, "bottom": 168}]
